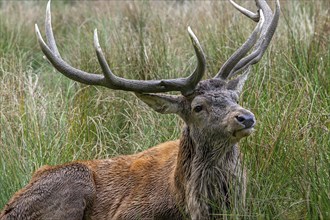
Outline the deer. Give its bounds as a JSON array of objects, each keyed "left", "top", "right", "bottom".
[{"left": 0, "top": 0, "right": 279, "bottom": 219}]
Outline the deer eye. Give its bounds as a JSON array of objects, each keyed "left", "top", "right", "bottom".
[{"left": 193, "top": 105, "right": 203, "bottom": 113}]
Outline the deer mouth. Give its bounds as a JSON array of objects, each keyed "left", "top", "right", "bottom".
[{"left": 233, "top": 126, "right": 255, "bottom": 139}]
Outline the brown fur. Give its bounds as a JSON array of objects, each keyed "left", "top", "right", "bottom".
[{"left": 1, "top": 141, "right": 180, "bottom": 220}]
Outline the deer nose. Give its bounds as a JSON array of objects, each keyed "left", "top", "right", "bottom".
[{"left": 235, "top": 114, "right": 255, "bottom": 128}]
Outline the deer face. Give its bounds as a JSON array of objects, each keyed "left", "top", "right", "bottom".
[
  {"left": 187, "top": 79, "right": 255, "bottom": 143},
  {"left": 136, "top": 76, "right": 256, "bottom": 145}
]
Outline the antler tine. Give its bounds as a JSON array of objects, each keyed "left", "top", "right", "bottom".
[
  {"left": 214, "top": 0, "right": 262, "bottom": 79},
  {"left": 229, "top": 0, "right": 260, "bottom": 22},
  {"left": 215, "top": 0, "right": 280, "bottom": 80},
  {"left": 215, "top": 12, "right": 263, "bottom": 79},
  {"left": 184, "top": 27, "right": 207, "bottom": 95},
  {"left": 35, "top": 1, "right": 206, "bottom": 95},
  {"left": 45, "top": 0, "right": 60, "bottom": 57},
  {"left": 227, "top": 0, "right": 279, "bottom": 78}
]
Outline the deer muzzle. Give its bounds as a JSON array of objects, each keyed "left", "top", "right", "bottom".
[{"left": 231, "top": 109, "right": 256, "bottom": 139}]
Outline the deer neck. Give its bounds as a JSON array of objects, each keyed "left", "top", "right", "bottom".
[{"left": 174, "top": 126, "right": 243, "bottom": 219}]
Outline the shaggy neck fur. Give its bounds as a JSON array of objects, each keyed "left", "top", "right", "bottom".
[{"left": 174, "top": 126, "right": 244, "bottom": 220}]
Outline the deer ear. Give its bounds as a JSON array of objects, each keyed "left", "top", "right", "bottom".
[
  {"left": 135, "top": 93, "right": 184, "bottom": 115},
  {"left": 226, "top": 68, "right": 250, "bottom": 94}
]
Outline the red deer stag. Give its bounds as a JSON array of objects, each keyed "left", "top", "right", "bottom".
[{"left": 1, "top": 0, "right": 279, "bottom": 219}]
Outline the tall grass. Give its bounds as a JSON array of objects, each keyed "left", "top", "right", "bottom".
[{"left": 0, "top": 1, "right": 329, "bottom": 219}]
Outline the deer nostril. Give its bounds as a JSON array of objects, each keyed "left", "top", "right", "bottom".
[
  {"left": 235, "top": 116, "right": 245, "bottom": 123},
  {"left": 235, "top": 115, "right": 255, "bottom": 128}
]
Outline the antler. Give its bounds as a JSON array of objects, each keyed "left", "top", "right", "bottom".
[
  {"left": 35, "top": 1, "right": 206, "bottom": 96},
  {"left": 215, "top": 0, "right": 280, "bottom": 79}
]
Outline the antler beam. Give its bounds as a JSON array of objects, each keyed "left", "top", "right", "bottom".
[{"left": 35, "top": 1, "right": 206, "bottom": 96}]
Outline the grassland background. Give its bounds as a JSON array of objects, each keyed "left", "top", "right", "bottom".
[{"left": 0, "top": 0, "right": 329, "bottom": 219}]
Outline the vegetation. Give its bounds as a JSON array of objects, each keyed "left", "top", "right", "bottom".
[{"left": 0, "top": 1, "right": 329, "bottom": 219}]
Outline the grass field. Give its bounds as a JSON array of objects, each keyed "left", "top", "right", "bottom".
[{"left": 0, "top": 0, "right": 329, "bottom": 219}]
